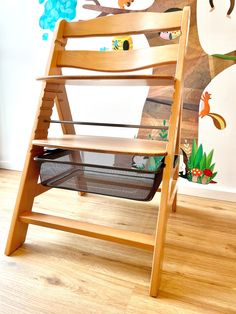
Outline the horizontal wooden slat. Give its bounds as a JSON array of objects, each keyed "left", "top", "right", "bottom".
[
  {"left": 19, "top": 212, "right": 155, "bottom": 250},
  {"left": 63, "top": 12, "right": 183, "bottom": 37},
  {"left": 37, "top": 74, "right": 175, "bottom": 86},
  {"left": 32, "top": 135, "right": 167, "bottom": 156},
  {"left": 57, "top": 45, "right": 178, "bottom": 72}
]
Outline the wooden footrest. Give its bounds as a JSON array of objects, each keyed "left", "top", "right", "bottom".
[{"left": 19, "top": 212, "right": 155, "bottom": 250}]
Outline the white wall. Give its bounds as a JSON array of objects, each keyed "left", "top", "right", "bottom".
[
  {"left": 0, "top": 1, "right": 50, "bottom": 170},
  {"left": 0, "top": 2, "right": 151, "bottom": 170}
]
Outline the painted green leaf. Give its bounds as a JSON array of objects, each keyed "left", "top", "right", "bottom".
[
  {"left": 200, "top": 152, "right": 207, "bottom": 170},
  {"left": 193, "top": 144, "right": 203, "bottom": 168},
  {"left": 206, "top": 149, "right": 214, "bottom": 168},
  {"left": 187, "top": 158, "right": 193, "bottom": 170},
  {"left": 209, "top": 163, "right": 215, "bottom": 172},
  {"left": 212, "top": 54, "right": 236, "bottom": 61},
  {"left": 187, "top": 173, "right": 192, "bottom": 181},
  {"left": 148, "top": 157, "right": 158, "bottom": 171},
  {"left": 188, "top": 139, "right": 197, "bottom": 169},
  {"left": 211, "top": 172, "right": 217, "bottom": 180},
  {"left": 154, "top": 156, "right": 163, "bottom": 166},
  {"left": 160, "top": 133, "right": 168, "bottom": 139},
  {"left": 192, "top": 139, "right": 197, "bottom": 158}
]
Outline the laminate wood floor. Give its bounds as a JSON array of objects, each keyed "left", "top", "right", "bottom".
[{"left": 0, "top": 169, "right": 236, "bottom": 314}]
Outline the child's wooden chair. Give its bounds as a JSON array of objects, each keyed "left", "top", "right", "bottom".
[{"left": 5, "top": 7, "right": 190, "bottom": 297}]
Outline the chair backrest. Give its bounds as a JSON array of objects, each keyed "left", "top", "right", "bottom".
[
  {"left": 43, "top": 8, "right": 190, "bottom": 160},
  {"left": 46, "top": 8, "right": 190, "bottom": 78}
]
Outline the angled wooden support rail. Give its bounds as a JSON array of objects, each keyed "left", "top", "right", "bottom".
[{"left": 35, "top": 184, "right": 51, "bottom": 197}]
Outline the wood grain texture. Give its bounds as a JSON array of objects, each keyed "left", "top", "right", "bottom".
[
  {"left": 56, "top": 45, "right": 178, "bottom": 72},
  {"left": 32, "top": 134, "right": 168, "bottom": 156},
  {"left": 37, "top": 75, "right": 175, "bottom": 87},
  {"left": 19, "top": 212, "right": 154, "bottom": 250},
  {"left": 149, "top": 6, "right": 191, "bottom": 297},
  {"left": 63, "top": 11, "right": 183, "bottom": 37},
  {"left": 1, "top": 169, "right": 236, "bottom": 313},
  {"left": 5, "top": 8, "right": 190, "bottom": 298}
]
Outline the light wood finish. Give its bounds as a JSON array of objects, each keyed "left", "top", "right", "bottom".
[
  {"left": 1, "top": 169, "right": 236, "bottom": 313},
  {"left": 33, "top": 135, "right": 167, "bottom": 156},
  {"left": 150, "top": 7, "right": 190, "bottom": 297},
  {"left": 56, "top": 45, "right": 178, "bottom": 72},
  {"left": 19, "top": 212, "right": 154, "bottom": 250},
  {"left": 5, "top": 7, "right": 191, "bottom": 298},
  {"left": 4, "top": 20, "right": 69, "bottom": 256},
  {"left": 37, "top": 74, "right": 175, "bottom": 86},
  {"left": 35, "top": 183, "right": 51, "bottom": 196},
  {"left": 63, "top": 11, "right": 183, "bottom": 37}
]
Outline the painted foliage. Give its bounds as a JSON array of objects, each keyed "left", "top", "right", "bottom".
[{"left": 38, "top": 0, "right": 77, "bottom": 40}]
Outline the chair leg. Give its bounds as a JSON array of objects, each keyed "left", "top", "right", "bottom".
[
  {"left": 149, "top": 163, "right": 171, "bottom": 297},
  {"left": 5, "top": 147, "right": 42, "bottom": 255}
]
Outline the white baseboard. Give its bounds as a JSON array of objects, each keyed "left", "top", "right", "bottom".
[{"left": 178, "top": 178, "right": 236, "bottom": 202}]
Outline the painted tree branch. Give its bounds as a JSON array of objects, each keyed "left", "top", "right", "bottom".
[
  {"left": 209, "top": 0, "right": 235, "bottom": 16},
  {"left": 82, "top": 0, "right": 157, "bottom": 18}
]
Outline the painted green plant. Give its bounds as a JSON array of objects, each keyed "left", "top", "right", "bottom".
[
  {"left": 148, "top": 156, "right": 163, "bottom": 171},
  {"left": 159, "top": 119, "right": 168, "bottom": 141},
  {"left": 132, "top": 155, "right": 164, "bottom": 171},
  {"left": 187, "top": 139, "right": 217, "bottom": 184}
]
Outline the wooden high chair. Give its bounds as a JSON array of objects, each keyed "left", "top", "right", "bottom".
[{"left": 5, "top": 7, "right": 190, "bottom": 297}]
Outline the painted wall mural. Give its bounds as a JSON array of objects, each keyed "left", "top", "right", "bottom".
[
  {"left": 196, "top": 0, "right": 235, "bottom": 188},
  {"left": 209, "top": 0, "right": 235, "bottom": 17},
  {"left": 36, "top": 0, "right": 236, "bottom": 189},
  {"left": 199, "top": 91, "right": 226, "bottom": 130},
  {"left": 198, "top": 65, "right": 236, "bottom": 189}
]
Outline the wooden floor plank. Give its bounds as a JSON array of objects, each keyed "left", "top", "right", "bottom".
[{"left": 0, "top": 169, "right": 236, "bottom": 313}]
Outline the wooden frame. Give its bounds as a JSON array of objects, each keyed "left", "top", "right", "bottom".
[{"left": 5, "top": 8, "right": 190, "bottom": 297}]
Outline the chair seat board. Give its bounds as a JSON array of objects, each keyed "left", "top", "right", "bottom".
[{"left": 32, "top": 135, "right": 167, "bottom": 156}]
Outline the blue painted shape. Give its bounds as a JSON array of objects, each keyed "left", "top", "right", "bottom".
[
  {"left": 42, "top": 33, "right": 49, "bottom": 40},
  {"left": 38, "top": 0, "right": 77, "bottom": 39},
  {"left": 100, "top": 47, "right": 109, "bottom": 51}
]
